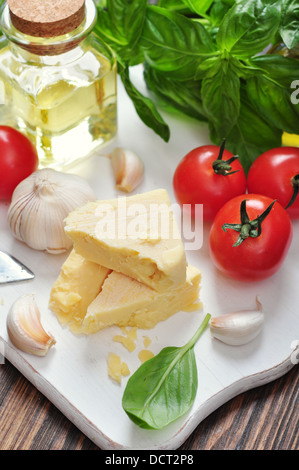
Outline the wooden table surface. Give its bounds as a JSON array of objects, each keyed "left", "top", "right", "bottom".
[{"left": 0, "top": 358, "right": 297, "bottom": 450}]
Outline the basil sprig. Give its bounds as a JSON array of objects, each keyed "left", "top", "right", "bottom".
[
  {"left": 94, "top": 0, "right": 299, "bottom": 173},
  {"left": 122, "top": 313, "right": 211, "bottom": 430}
]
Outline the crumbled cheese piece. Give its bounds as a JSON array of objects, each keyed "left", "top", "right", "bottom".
[
  {"left": 113, "top": 327, "right": 138, "bottom": 352},
  {"left": 143, "top": 336, "right": 151, "bottom": 348},
  {"left": 107, "top": 353, "right": 122, "bottom": 383},
  {"left": 138, "top": 349, "right": 155, "bottom": 363},
  {"left": 113, "top": 334, "right": 136, "bottom": 352},
  {"left": 107, "top": 353, "right": 130, "bottom": 383},
  {"left": 121, "top": 362, "right": 130, "bottom": 376}
]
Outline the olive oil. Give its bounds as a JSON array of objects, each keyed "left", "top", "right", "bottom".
[{"left": 0, "top": 0, "right": 117, "bottom": 169}]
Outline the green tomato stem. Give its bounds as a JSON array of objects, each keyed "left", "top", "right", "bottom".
[
  {"left": 212, "top": 138, "right": 240, "bottom": 176},
  {"left": 222, "top": 198, "right": 277, "bottom": 247},
  {"left": 285, "top": 174, "right": 299, "bottom": 210}
]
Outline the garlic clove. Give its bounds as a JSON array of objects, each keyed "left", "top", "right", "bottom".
[
  {"left": 210, "top": 296, "right": 264, "bottom": 346},
  {"left": 7, "top": 294, "right": 56, "bottom": 356},
  {"left": 108, "top": 147, "right": 144, "bottom": 193},
  {"left": 7, "top": 169, "right": 97, "bottom": 254}
]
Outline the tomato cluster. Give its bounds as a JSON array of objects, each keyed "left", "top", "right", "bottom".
[{"left": 173, "top": 143, "right": 299, "bottom": 281}]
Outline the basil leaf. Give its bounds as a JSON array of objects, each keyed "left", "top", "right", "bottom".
[
  {"left": 217, "top": 0, "right": 281, "bottom": 56},
  {"left": 280, "top": 0, "right": 299, "bottom": 49},
  {"left": 209, "top": 0, "right": 236, "bottom": 26},
  {"left": 140, "top": 6, "right": 216, "bottom": 79},
  {"left": 0, "top": 0, "right": 5, "bottom": 34},
  {"left": 202, "top": 59, "right": 240, "bottom": 139},
  {"left": 120, "top": 67, "right": 170, "bottom": 142},
  {"left": 250, "top": 55, "right": 299, "bottom": 88},
  {"left": 106, "top": 0, "right": 147, "bottom": 49},
  {"left": 157, "top": 0, "right": 193, "bottom": 14},
  {"left": 225, "top": 90, "right": 282, "bottom": 173},
  {"left": 246, "top": 64, "right": 299, "bottom": 135},
  {"left": 144, "top": 64, "right": 208, "bottom": 121},
  {"left": 95, "top": 0, "right": 147, "bottom": 65},
  {"left": 181, "top": 0, "right": 214, "bottom": 16},
  {"left": 122, "top": 314, "right": 211, "bottom": 430}
]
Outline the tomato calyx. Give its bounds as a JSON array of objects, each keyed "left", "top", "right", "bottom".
[
  {"left": 222, "top": 198, "right": 277, "bottom": 247},
  {"left": 212, "top": 139, "right": 240, "bottom": 176},
  {"left": 285, "top": 174, "right": 299, "bottom": 210}
]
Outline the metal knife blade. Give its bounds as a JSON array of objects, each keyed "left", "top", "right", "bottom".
[{"left": 0, "top": 250, "right": 35, "bottom": 284}]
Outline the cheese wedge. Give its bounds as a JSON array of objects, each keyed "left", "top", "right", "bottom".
[
  {"left": 49, "top": 250, "right": 110, "bottom": 333},
  {"left": 49, "top": 250, "right": 201, "bottom": 334},
  {"left": 82, "top": 264, "right": 201, "bottom": 333},
  {"left": 64, "top": 189, "right": 186, "bottom": 292}
]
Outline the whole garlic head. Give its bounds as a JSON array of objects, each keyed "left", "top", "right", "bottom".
[{"left": 7, "top": 169, "right": 96, "bottom": 254}]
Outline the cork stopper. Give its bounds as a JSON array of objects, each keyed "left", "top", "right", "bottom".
[{"left": 7, "top": 0, "right": 85, "bottom": 38}]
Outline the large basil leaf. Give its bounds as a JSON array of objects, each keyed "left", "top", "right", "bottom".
[
  {"left": 120, "top": 67, "right": 170, "bottom": 142},
  {"left": 202, "top": 59, "right": 240, "bottom": 139},
  {"left": 225, "top": 90, "right": 282, "bottom": 173},
  {"left": 217, "top": 0, "right": 281, "bottom": 57},
  {"left": 144, "top": 64, "right": 208, "bottom": 121},
  {"left": 122, "top": 314, "right": 211, "bottom": 430},
  {"left": 140, "top": 6, "right": 216, "bottom": 79},
  {"left": 280, "top": 0, "right": 299, "bottom": 49}
]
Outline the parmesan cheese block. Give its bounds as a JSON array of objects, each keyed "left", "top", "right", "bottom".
[
  {"left": 81, "top": 265, "right": 201, "bottom": 334},
  {"left": 49, "top": 251, "right": 201, "bottom": 335},
  {"left": 49, "top": 250, "right": 110, "bottom": 333},
  {"left": 64, "top": 189, "right": 186, "bottom": 292}
]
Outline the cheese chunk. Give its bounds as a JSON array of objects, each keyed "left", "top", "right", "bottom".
[
  {"left": 49, "top": 250, "right": 110, "bottom": 333},
  {"left": 82, "top": 265, "right": 201, "bottom": 334},
  {"left": 64, "top": 189, "right": 186, "bottom": 292},
  {"left": 49, "top": 251, "right": 201, "bottom": 335}
]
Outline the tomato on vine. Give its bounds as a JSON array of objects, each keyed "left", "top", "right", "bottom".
[
  {"left": 209, "top": 194, "right": 293, "bottom": 281},
  {"left": 247, "top": 147, "right": 299, "bottom": 219},
  {"left": 173, "top": 140, "right": 246, "bottom": 221}
]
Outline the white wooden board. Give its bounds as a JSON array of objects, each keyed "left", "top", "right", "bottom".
[{"left": 0, "top": 66, "right": 298, "bottom": 450}]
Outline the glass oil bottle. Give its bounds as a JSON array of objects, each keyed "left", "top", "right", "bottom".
[{"left": 0, "top": 0, "right": 117, "bottom": 169}]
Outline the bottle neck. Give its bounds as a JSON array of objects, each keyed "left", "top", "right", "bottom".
[
  {"left": 8, "top": 38, "right": 90, "bottom": 66},
  {"left": 0, "top": 0, "right": 97, "bottom": 56}
]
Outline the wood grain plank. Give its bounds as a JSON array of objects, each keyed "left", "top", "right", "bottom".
[{"left": 0, "top": 359, "right": 298, "bottom": 450}]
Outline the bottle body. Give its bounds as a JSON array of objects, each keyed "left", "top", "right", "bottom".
[{"left": 0, "top": 1, "right": 117, "bottom": 169}]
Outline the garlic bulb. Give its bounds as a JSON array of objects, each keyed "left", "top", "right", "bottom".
[
  {"left": 108, "top": 147, "right": 144, "bottom": 192},
  {"left": 7, "top": 169, "right": 96, "bottom": 254},
  {"left": 7, "top": 294, "right": 56, "bottom": 356},
  {"left": 210, "top": 296, "right": 264, "bottom": 346}
]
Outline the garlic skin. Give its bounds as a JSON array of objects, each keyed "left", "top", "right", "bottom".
[
  {"left": 7, "top": 169, "right": 96, "bottom": 254},
  {"left": 7, "top": 294, "right": 56, "bottom": 356},
  {"left": 210, "top": 297, "right": 264, "bottom": 346},
  {"left": 108, "top": 147, "right": 144, "bottom": 193}
]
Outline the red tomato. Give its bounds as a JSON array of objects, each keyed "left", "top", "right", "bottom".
[
  {"left": 0, "top": 126, "right": 38, "bottom": 200},
  {"left": 209, "top": 194, "right": 293, "bottom": 281},
  {"left": 173, "top": 142, "right": 246, "bottom": 221},
  {"left": 247, "top": 147, "right": 299, "bottom": 219}
]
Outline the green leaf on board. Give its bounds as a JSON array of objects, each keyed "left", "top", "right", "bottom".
[{"left": 122, "top": 314, "right": 211, "bottom": 430}]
